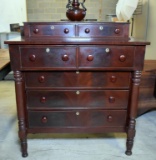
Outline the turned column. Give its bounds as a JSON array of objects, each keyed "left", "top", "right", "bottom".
[
  {"left": 125, "top": 71, "right": 142, "bottom": 155},
  {"left": 14, "top": 71, "right": 28, "bottom": 157}
]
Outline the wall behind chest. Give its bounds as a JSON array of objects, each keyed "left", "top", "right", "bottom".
[
  {"left": 26, "top": 0, "right": 118, "bottom": 22},
  {"left": 0, "top": 0, "right": 27, "bottom": 32}
]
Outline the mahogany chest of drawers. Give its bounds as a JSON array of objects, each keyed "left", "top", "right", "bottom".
[{"left": 5, "top": 22, "right": 150, "bottom": 157}]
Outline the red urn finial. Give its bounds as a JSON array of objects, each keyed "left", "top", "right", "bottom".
[{"left": 66, "top": 0, "right": 87, "bottom": 21}]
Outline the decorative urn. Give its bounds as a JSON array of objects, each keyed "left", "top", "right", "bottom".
[{"left": 66, "top": 0, "right": 87, "bottom": 21}]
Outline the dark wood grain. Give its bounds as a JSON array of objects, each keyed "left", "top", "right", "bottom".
[
  {"left": 28, "top": 110, "right": 127, "bottom": 128},
  {"left": 25, "top": 71, "right": 131, "bottom": 89},
  {"left": 5, "top": 22, "right": 150, "bottom": 157},
  {"left": 26, "top": 90, "right": 129, "bottom": 109}
]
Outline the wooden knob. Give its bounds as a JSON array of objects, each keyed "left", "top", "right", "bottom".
[
  {"left": 85, "top": 28, "right": 90, "bottom": 34},
  {"left": 62, "top": 54, "right": 69, "bottom": 61},
  {"left": 29, "top": 55, "right": 36, "bottom": 62},
  {"left": 41, "top": 116, "right": 48, "bottom": 123},
  {"left": 107, "top": 115, "right": 113, "bottom": 122},
  {"left": 119, "top": 55, "right": 126, "bottom": 62},
  {"left": 87, "top": 55, "right": 94, "bottom": 61},
  {"left": 40, "top": 96, "right": 46, "bottom": 103},
  {"left": 109, "top": 96, "right": 115, "bottom": 103},
  {"left": 64, "top": 28, "right": 69, "bottom": 34},
  {"left": 33, "top": 28, "right": 39, "bottom": 34},
  {"left": 114, "top": 28, "right": 120, "bottom": 34},
  {"left": 39, "top": 76, "right": 45, "bottom": 83},
  {"left": 110, "top": 75, "right": 117, "bottom": 83}
]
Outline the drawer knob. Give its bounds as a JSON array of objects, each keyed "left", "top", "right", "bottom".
[
  {"left": 87, "top": 55, "right": 94, "bottom": 61},
  {"left": 29, "top": 55, "right": 36, "bottom": 62},
  {"left": 110, "top": 75, "right": 117, "bottom": 83},
  {"left": 76, "top": 112, "right": 80, "bottom": 116},
  {"left": 105, "top": 48, "right": 110, "bottom": 53},
  {"left": 109, "top": 96, "right": 115, "bottom": 103},
  {"left": 76, "top": 91, "right": 80, "bottom": 95},
  {"left": 41, "top": 116, "right": 48, "bottom": 123},
  {"left": 107, "top": 115, "right": 113, "bottom": 122},
  {"left": 115, "top": 28, "right": 120, "bottom": 34},
  {"left": 64, "top": 28, "right": 69, "bottom": 34},
  {"left": 85, "top": 28, "right": 90, "bottom": 34},
  {"left": 119, "top": 55, "right": 126, "bottom": 62},
  {"left": 62, "top": 54, "right": 69, "bottom": 61},
  {"left": 39, "top": 76, "right": 45, "bottom": 83},
  {"left": 33, "top": 28, "right": 39, "bottom": 34},
  {"left": 40, "top": 96, "right": 46, "bottom": 103},
  {"left": 46, "top": 48, "right": 50, "bottom": 53},
  {"left": 99, "top": 26, "right": 104, "bottom": 30}
]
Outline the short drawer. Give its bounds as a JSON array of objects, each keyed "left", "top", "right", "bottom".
[
  {"left": 28, "top": 110, "right": 127, "bottom": 128},
  {"left": 25, "top": 71, "right": 131, "bottom": 89},
  {"left": 20, "top": 46, "right": 76, "bottom": 69},
  {"left": 28, "top": 24, "right": 75, "bottom": 37},
  {"left": 26, "top": 90, "right": 129, "bottom": 109},
  {"left": 78, "top": 24, "right": 129, "bottom": 38},
  {"left": 79, "top": 46, "right": 135, "bottom": 69}
]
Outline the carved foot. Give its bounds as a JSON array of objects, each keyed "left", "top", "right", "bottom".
[
  {"left": 125, "top": 138, "right": 134, "bottom": 156},
  {"left": 125, "top": 119, "right": 136, "bottom": 156},
  {"left": 21, "top": 139, "right": 28, "bottom": 157},
  {"left": 125, "top": 150, "right": 132, "bottom": 156},
  {"left": 22, "top": 152, "right": 28, "bottom": 158}
]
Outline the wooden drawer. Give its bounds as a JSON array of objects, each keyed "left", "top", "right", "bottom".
[
  {"left": 25, "top": 71, "right": 131, "bottom": 89},
  {"left": 26, "top": 90, "right": 129, "bottom": 109},
  {"left": 28, "top": 24, "right": 75, "bottom": 37},
  {"left": 20, "top": 46, "right": 76, "bottom": 69},
  {"left": 79, "top": 46, "right": 135, "bottom": 69},
  {"left": 78, "top": 24, "right": 129, "bottom": 38},
  {"left": 28, "top": 110, "right": 127, "bottom": 128}
]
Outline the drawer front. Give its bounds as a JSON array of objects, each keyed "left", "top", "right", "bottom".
[
  {"left": 20, "top": 46, "right": 76, "bottom": 69},
  {"left": 28, "top": 110, "right": 127, "bottom": 128},
  {"left": 78, "top": 24, "right": 129, "bottom": 38},
  {"left": 29, "top": 24, "right": 75, "bottom": 37},
  {"left": 27, "top": 90, "right": 129, "bottom": 109},
  {"left": 25, "top": 72, "right": 131, "bottom": 89},
  {"left": 79, "top": 46, "right": 134, "bottom": 68}
]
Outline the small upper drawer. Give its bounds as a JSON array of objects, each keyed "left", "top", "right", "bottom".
[
  {"left": 25, "top": 24, "right": 75, "bottom": 37},
  {"left": 20, "top": 46, "right": 77, "bottom": 69},
  {"left": 79, "top": 46, "right": 135, "bottom": 69},
  {"left": 78, "top": 24, "right": 129, "bottom": 38}
]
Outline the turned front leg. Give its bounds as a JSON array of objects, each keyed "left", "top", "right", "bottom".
[
  {"left": 126, "top": 119, "right": 136, "bottom": 155},
  {"left": 14, "top": 71, "right": 28, "bottom": 157},
  {"left": 125, "top": 71, "right": 141, "bottom": 156}
]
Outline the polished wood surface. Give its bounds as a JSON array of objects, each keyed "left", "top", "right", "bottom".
[{"left": 5, "top": 22, "right": 150, "bottom": 157}]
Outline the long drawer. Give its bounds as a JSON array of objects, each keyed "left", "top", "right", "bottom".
[
  {"left": 25, "top": 71, "right": 131, "bottom": 89},
  {"left": 26, "top": 90, "right": 129, "bottom": 109},
  {"left": 28, "top": 110, "right": 127, "bottom": 128}
]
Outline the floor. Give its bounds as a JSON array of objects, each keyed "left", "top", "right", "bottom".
[{"left": 0, "top": 80, "right": 156, "bottom": 160}]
